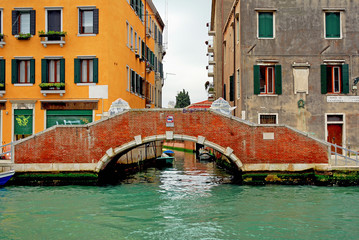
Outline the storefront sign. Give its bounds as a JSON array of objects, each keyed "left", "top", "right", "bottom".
[{"left": 327, "top": 96, "right": 359, "bottom": 103}]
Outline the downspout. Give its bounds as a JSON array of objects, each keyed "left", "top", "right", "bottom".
[{"left": 233, "top": 16, "right": 236, "bottom": 116}]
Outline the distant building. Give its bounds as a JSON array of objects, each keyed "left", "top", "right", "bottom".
[
  {"left": 210, "top": 0, "right": 359, "bottom": 150},
  {"left": 0, "top": 0, "right": 165, "bottom": 144}
]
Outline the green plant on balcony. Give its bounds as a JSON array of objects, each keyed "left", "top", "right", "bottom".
[
  {"left": 39, "top": 82, "right": 65, "bottom": 90},
  {"left": 17, "top": 33, "right": 31, "bottom": 40},
  {"left": 0, "top": 83, "right": 4, "bottom": 89},
  {"left": 38, "top": 30, "right": 67, "bottom": 37}
]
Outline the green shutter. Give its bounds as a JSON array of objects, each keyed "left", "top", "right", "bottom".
[
  {"left": 326, "top": 12, "right": 340, "bottom": 38},
  {"left": 254, "top": 65, "right": 260, "bottom": 94},
  {"left": 41, "top": 59, "right": 48, "bottom": 83},
  {"left": 74, "top": 58, "right": 81, "bottom": 83},
  {"left": 342, "top": 64, "right": 349, "bottom": 94},
  {"left": 259, "top": 12, "right": 273, "bottom": 38},
  {"left": 30, "top": 59, "right": 35, "bottom": 84},
  {"left": 60, "top": 59, "right": 65, "bottom": 83},
  {"left": 93, "top": 58, "right": 98, "bottom": 83},
  {"left": 321, "top": 64, "right": 327, "bottom": 94},
  {"left": 275, "top": 65, "right": 282, "bottom": 95},
  {"left": 0, "top": 59, "right": 5, "bottom": 84},
  {"left": 229, "top": 75, "right": 234, "bottom": 101},
  {"left": 11, "top": 59, "right": 18, "bottom": 84},
  {"left": 14, "top": 109, "right": 33, "bottom": 135}
]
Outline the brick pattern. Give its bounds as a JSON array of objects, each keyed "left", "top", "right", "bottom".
[{"left": 14, "top": 110, "right": 329, "bottom": 166}]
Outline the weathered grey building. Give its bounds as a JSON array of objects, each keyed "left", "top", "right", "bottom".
[{"left": 210, "top": 0, "right": 359, "bottom": 151}]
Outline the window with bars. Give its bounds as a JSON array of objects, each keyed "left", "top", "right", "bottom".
[{"left": 259, "top": 114, "right": 277, "bottom": 124}]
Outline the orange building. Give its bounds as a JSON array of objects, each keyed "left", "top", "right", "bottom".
[{"left": 0, "top": 0, "right": 165, "bottom": 144}]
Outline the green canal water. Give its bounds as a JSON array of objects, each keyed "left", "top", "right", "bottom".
[{"left": 1, "top": 151, "right": 359, "bottom": 240}]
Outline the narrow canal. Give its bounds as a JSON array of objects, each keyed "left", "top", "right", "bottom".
[{"left": 1, "top": 150, "right": 359, "bottom": 239}]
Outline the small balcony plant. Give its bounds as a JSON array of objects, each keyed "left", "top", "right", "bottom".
[
  {"left": 39, "top": 82, "right": 65, "bottom": 90},
  {"left": 38, "top": 30, "right": 67, "bottom": 37},
  {"left": 17, "top": 33, "right": 31, "bottom": 40},
  {"left": 0, "top": 83, "right": 4, "bottom": 90}
]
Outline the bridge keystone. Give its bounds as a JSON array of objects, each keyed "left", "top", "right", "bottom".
[
  {"left": 197, "top": 136, "right": 206, "bottom": 145},
  {"left": 166, "top": 131, "right": 174, "bottom": 140},
  {"left": 106, "top": 148, "right": 115, "bottom": 158},
  {"left": 134, "top": 135, "right": 142, "bottom": 145}
]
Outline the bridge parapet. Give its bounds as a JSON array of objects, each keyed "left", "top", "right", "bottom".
[{"left": 13, "top": 109, "right": 330, "bottom": 173}]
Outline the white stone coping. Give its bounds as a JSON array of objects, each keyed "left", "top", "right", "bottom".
[{"left": 14, "top": 163, "right": 98, "bottom": 172}]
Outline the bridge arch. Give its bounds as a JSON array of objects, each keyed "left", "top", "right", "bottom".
[{"left": 95, "top": 132, "right": 244, "bottom": 173}]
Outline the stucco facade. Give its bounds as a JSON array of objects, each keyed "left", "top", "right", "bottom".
[
  {"left": 0, "top": 0, "right": 165, "bottom": 145},
  {"left": 212, "top": 0, "right": 359, "bottom": 151}
]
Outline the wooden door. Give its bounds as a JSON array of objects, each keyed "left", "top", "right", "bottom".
[{"left": 327, "top": 124, "right": 343, "bottom": 154}]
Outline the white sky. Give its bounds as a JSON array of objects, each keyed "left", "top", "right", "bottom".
[{"left": 152, "top": 0, "right": 211, "bottom": 107}]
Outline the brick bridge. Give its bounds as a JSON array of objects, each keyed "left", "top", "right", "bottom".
[{"left": 13, "top": 109, "right": 330, "bottom": 173}]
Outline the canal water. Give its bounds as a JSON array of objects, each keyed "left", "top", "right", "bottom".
[{"left": 1, "top": 151, "right": 359, "bottom": 240}]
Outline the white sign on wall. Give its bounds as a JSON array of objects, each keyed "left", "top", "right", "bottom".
[
  {"left": 327, "top": 96, "right": 359, "bottom": 103},
  {"left": 89, "top": 85, "right": 108, "bottom": 99}
]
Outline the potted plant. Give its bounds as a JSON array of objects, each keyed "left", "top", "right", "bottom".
[
  {"left": 0, "top": 83, "right": 4, "bottom": 90},
  {"left": 17, "top": 33, "right": 31, "bottom": 40},
  {"left": 39, "top": 82, "right": 65, "bottom": 90},
  {"left": 38, "top": 30, "right": 67, "bottom": 37}
]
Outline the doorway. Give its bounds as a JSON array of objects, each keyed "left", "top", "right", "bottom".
[{"left": 326, "top": 114, "right": 344, "bottom": 154}]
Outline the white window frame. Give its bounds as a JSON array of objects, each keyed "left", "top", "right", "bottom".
[
  {"left": 76, "top": 55, "right": 97, "bottom": 86},
  {"left": 323, "top": 10, "right": 344, "bottom": 40},
  {"left": 256, "top": 9, "right": 276, "bottom": 39},
  {"left": 126, "top": 65, "right": 130, "bottom": 92},
  {"left": 13, "top": 56, "right": 34, "bottom": 86},
  {"left": 258, "top": 113, "right": 278, "bottom": 125},
  {"left": 42, "top": 7, "right": 64, "bottom": 47},
  {"left": 77, "top": 6, "right": 97, "bottom": 37},
  {"left": 126, "top": 21, "right": 129, "bottom": 47},
  {"left": 325, "top": 113, "right": 346, "bottom": 148},
  {"left": 130, "top": 26, "right": 133, "bottom": 49}
]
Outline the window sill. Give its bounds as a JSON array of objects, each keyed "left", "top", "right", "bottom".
[
  {"left": 0, "top": 41, "right": 5, "bottom": 48},
  {"left": 14, "top": 84, "right": 33, "bottom": 87},
  {"left": 41, "top": 40, "right": 66, "bottom": 48},
  {"left": 76, "top": 83, "right": 96, "bottom": 86},
  {"left": 77, "top": 33, "right": 97, "bottom": 37},
  {"left": 258, "top": 94, "right": 278, "bottom": 97},
  {"left": 41, "top": 90, "right": 65, "bottom": 97},
  {"left": 325, "top": 37, "right": 342, "bottom": 40},
  {"left": 258, "top": 37, "right": 275, "bottom": 40},
  {"left": 0, "top": 90, "right": 5, "bottom": 97}
]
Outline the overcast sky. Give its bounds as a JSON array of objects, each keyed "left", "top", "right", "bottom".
[{"left": 152, "top": 0, "right": 211, "bottom": 107}]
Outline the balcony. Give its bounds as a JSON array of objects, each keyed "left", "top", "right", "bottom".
[
  {"left": 206, "top": 22, "right": 215, "bottom": 36},
  {"left": 39, "top": 83, "right": 65, "bottom": 96},
  {"left": 39, "top": 31, "right": 66, "bottom": 48},
  {"left": 208, "top": 54, "right": 215, "bottom": 65},
  {"left": 207, "top": 65, "right": 214, "bottom": 77},
  {"left": 205, "top": 39, "right": 214, "bottom": 53}
]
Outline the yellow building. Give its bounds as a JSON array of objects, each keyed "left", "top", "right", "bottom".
[{"left": 0, "top": 0, "right": 165, "bottom": 144}]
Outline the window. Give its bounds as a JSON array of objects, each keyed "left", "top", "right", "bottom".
[
  {"left": 74, "top": 58, "right": 98, "bottom": 84},
  {"left": 126, "top": 66, "right": 130, "bottom": 91},
  {"left": 12, "top": 59, "right": 35, "bottom": 84},
  {"left": 258, "top": 12, "right": 274, "bottom": 38},
  {"left": 325, "top": 12, "right": 341, "bottom": 39},
  {"left": 0, "top": 59, "right": 4, "bottom": 89},
  {"left": 79, "top": 8, "right": 99, "bottom": 34},
  {"left": 46, "top": 9, "right": 62, "bottom": 41},
  {"left": 259, "top": 114, "right": 278, "bottom": 124},
  {"left": 237, "top": 68, "right": 240, "bottom": 98},
  {"left": 130, "top": 26, "right": 133, "bottom": 48},
  {"left": 253, "top": 65, "right": 282, "bottom": 95},
  {"left": 229, "top": 75, "right": 235, "bottom": 101},
  {"left": 42, "top": 59, "right": 65, "bottom": 83},
  {"left": 12, "top": 9, "right": 36, "bottom": 35},
  {"left": 321, "top": 64, "right": 349, "bottom": 94}
]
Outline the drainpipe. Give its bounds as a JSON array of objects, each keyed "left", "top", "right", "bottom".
[
  {"left": 232, "top": 16, "right": 236, "bottom": 116},
  {"left": 145, "top": 0, "right": 148, "bottom": 108}
]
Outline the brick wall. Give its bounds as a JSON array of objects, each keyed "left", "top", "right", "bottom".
[{"left": 14, "top": 110, "right": 329, "bottom": 167}]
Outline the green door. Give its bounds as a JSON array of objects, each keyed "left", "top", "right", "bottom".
[
  {"left": 46, "top": 110, "right": 93, "bottom": 128},
  {"left": 14, "top": 109, "right": 33, "bottom": 140}
]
